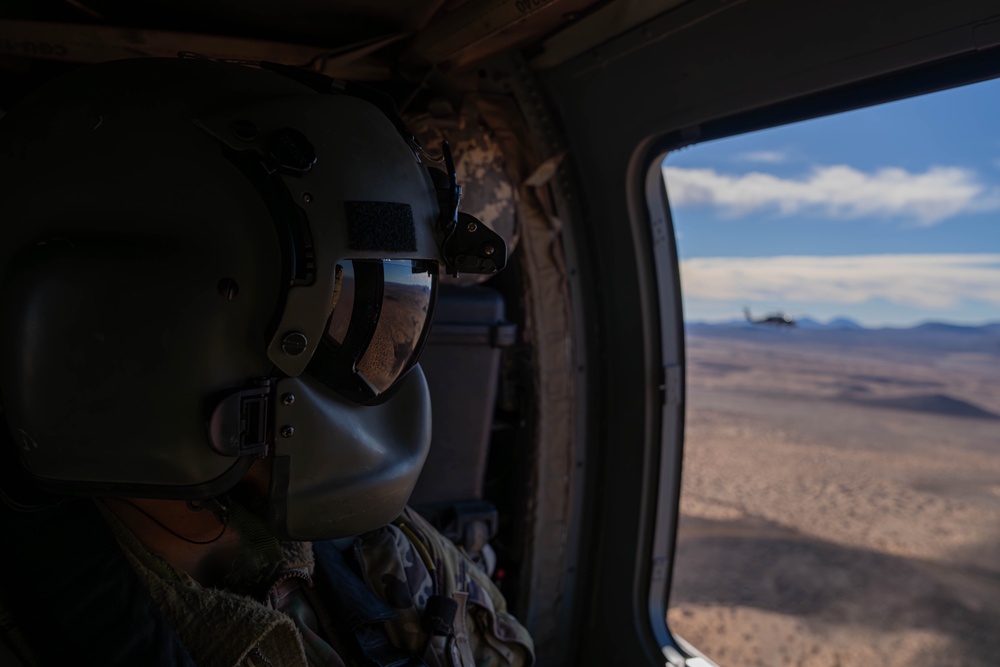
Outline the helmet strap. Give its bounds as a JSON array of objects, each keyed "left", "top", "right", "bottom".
[{"left": 105, "top": 497, "right": 229, "bottom": 546}]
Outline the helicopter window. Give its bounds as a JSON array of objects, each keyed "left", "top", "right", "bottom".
[{"left": 662, "top": 77, "right": 1000, "bottom": 666}]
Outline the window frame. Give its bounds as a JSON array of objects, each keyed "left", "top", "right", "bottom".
[{"left": 644, "top": 44, "right": 1000, "bottom": 665}]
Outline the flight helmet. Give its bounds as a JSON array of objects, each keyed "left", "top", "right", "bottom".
[{"left": 0, "top": 58, "right": 505, "bottom": 539}]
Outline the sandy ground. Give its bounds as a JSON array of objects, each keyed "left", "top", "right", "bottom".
[{"left": 668, "top": 330, "right": 1000, "bottom": 666}]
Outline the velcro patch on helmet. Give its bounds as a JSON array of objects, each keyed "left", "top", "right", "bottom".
[{"left": 345, "top": 202, "right": 417, "bottom": 252}]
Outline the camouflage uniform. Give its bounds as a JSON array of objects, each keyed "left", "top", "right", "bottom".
[
  {"left": 0, "top": 502, "right": 533, "bottom": 667},
  {"left": 361, "top": 508, "right": 532, "bottom": 666}
]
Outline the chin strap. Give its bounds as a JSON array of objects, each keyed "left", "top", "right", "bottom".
[{"left": 100, "top": 497, "right": 230, "bottom": 546}]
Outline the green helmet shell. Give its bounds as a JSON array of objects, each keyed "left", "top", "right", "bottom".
[{"left": 0, "top": 58, "right": 448, "bottom": 538}]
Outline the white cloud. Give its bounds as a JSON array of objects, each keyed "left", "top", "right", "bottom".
[
  {"left": 735, "top": 150, "right": 788, "bottom": 164},
  {"left": 663, "top": 164, "right": 1000, "bottom": 226},
  {"left": 680, "top": 254, "right": 1000, "bottom": 309}
]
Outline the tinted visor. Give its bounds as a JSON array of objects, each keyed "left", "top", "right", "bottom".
[{"left": 309, "top": 259, "right": 436, "bottom": 404}]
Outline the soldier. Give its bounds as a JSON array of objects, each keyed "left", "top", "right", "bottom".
[{"left": 0, "top": 57, "right": 532, "bottom": 667}]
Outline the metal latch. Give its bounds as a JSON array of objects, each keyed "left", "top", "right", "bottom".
[{"left": 208, "top": 380, "right": 274, "bottom": 458}]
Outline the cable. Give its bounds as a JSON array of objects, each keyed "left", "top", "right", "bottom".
[{"left": 106, "top": 497, "right": 229, "bottom": 546}]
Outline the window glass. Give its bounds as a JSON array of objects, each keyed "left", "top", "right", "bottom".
[{"left": 664, "top": 78, "right": 1000, "bottom": 667}]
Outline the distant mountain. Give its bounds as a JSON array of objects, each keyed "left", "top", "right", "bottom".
[
  {"left": 795, "top": 317, "right": 863, "bottom": 330},
  {"left": 909, "top": 322, "right": 998, "bottom": 334},
  {"left": 688, "top": 317, "right": 998, "bottom": 332},
  {"left": 685, "top": 317, "right": 1000, "bottom": 357},
  {"left": 827, "top": 317, "right": 864, "bottom": 330},
  {"left": 685, "top": 318, "right": 750, "bottom": 328}
]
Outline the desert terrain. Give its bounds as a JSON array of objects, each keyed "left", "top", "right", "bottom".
[{"left": 668, "top": 324, "right": 1000, "bottom": 666}]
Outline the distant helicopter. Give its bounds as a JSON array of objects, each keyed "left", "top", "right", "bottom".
[{"left": 744, "top": 306, "right": 796, "bottom": 327}]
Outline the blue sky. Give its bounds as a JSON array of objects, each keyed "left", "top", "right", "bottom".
[{"left": 663, "top": 78, "right": 1000, "bottom": 327}]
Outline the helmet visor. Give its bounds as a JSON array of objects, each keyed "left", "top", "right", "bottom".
[{"left": 309, "top": 259, "right": 436, "bottom": 404}]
